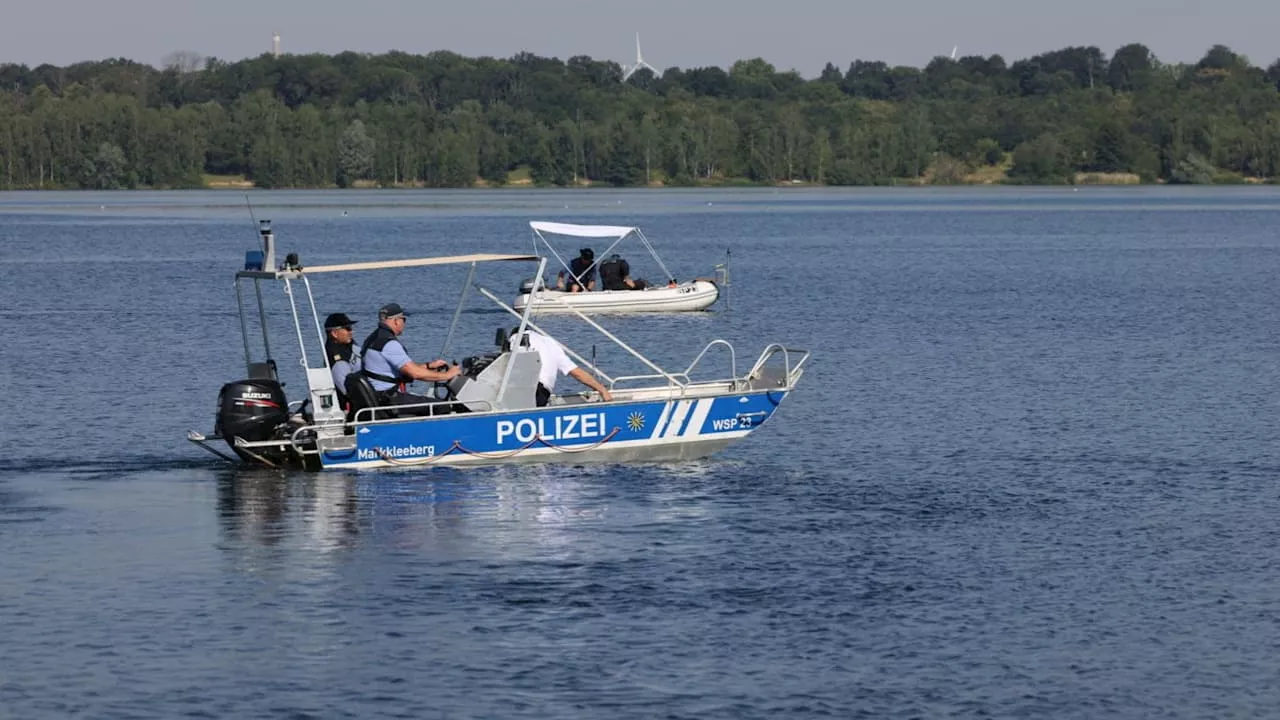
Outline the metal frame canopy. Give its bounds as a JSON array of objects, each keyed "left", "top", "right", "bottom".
[
  {"left": 529, "top": 221, "right": 676, "bottom": 288},
  {"left": 231, "top": 247, "right": 549, "bottom": 435},
  {"left": 234, "top": 253, "right": 539, "bottom": 281},
  {"left": 303, "top": 253, "right": 539, "bottom": 274}
]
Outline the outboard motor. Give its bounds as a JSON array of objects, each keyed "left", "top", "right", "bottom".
[
  {"left": 214, "top": 379, "right": 289, "bottom": 461},
  {"left": 518, "top": 278, "right": 537, "bottom": 295}
]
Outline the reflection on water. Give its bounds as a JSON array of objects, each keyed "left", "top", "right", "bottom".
[
  {"left": 8, "top": 188, "right": 1279, "bottom": 718},
  {"left": 215, "top": 461, "right": 729, "bottom": 565},
  {"left": 216, "top": 469, "right": 358, "bottom": 551}
]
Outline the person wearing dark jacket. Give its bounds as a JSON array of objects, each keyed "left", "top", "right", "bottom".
[
  {"left": 359, "top": 303, "right": 461, "bottom": 415},
  {"left": 558, "top": 248, "right": 597, "bottom": 292},
  {"left": 323, "top": 312, "right": 361, "bottom": 405},
  {"left": 599, "top": 254, "right": 649, "bottom": 290}
]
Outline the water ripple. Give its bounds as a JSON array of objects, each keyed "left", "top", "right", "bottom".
[{"left": 2, "top": 189, "right": 1279, "bottom": 718}]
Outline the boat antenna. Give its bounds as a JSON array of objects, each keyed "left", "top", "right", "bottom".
[
  {"left": 715, "top": 248, "right": 732, "bottom": 312},
  {"left": 244, "top": 193, "right": 259, "bottom": 238}
]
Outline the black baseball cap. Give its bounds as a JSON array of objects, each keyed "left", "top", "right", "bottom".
[
  {"left": 378, "top": 303, "right": 410, "bottom": 319},
  {"left": 323, "top": 312, "right": 357, "bottom": 329}
]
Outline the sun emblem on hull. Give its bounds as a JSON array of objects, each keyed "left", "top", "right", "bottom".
[{"left": 627, "top": 411, "right": 645, "bottom": 432}]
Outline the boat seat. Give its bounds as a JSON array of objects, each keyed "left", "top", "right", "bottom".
[{"left": 344, "top": 373, "right": 395, "bottom": 421}]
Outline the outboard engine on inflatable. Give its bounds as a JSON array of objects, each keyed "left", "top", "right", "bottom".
[
  {"left": 214, "top": 378, "right": 290, "bottom": 462},
  {"left": 518, "top": 277, "right": 537, "bottom": 295}
]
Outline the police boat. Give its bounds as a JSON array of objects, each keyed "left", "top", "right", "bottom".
[
  {"left": 513, "top": 222, "right": 723, "bottom": 314},
  {"left": 187, "top": 221, "right": 808, "bottom": 470}
]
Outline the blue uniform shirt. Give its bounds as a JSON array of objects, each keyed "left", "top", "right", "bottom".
[
  {"left": 331, "top": 353, "right": 361, "bottom": 392},
  {"left": 363, "top": 338, "right": 413, "bottom": 391}
]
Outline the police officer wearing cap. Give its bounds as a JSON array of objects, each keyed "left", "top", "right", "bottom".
[
  {"left": 359, "top": 303, "right": 461, "bottom": 415},
  {"left": 323, "top": 312, "right": 361, "bottom": 405}
]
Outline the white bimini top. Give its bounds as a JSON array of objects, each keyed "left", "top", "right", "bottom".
[{"left": 529, "top": 221, "right": 636, "bottom": 239}]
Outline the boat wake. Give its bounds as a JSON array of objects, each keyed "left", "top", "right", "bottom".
[{"left": 0, "top": 455, "right": 225, "bottom": 477}]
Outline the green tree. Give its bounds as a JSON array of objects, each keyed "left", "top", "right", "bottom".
[
  {"left": 1009, "top": 133, "right": 1071, "bottom": 183},
  {"left": 529, "top": 127, "right": 570, "bottom": 186},
  {"left": 1, "top": 42, "right": 1279, "bottom": 189},
  {"left": 973, "top": 137, "right": 1004, "bottom": 165},
  {"left": 604, "top": 124, "right": 643, "bottom": 186},
  {"left": 1107, "top": 44, "right": 1154, "bottom": 91},
  {"left": 1196, "top": 44, "right": 1244, "bottom": 72},
  {"left": 337, "top": 118, "right": 375, "bottom": 187},
  {"left": 1169, "top": 152, "right": 1215, "bottom": 183},
  {"left": 92, "top": 141, "right": 127, "bottom": 188}
]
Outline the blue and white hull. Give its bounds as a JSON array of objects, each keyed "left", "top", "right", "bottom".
[
  {"left": 188, "top": 227, "right": 808, "bottom": 472},
  {"left": 316, "top": 390, "right": 788, "bottom": 470}
]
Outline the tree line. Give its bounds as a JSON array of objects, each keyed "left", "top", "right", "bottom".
[{"left": 1, "top": 43, "right": 1279, "bottom": 189}]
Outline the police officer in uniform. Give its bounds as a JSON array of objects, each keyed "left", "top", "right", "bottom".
[
  {"left": 323, "top": 312, "right": 360, "bottom": 406},
  {"left": 359, "top": 303, "right": 460, "bottom": 416}
]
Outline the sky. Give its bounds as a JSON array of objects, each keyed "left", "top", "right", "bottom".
[{"left": 3, "top": 0, "right": 1278, "bottom": 76}]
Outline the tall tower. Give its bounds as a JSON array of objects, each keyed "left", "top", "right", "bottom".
[{"left": 272, "top": 31, "right": 281, "bottom": 57}]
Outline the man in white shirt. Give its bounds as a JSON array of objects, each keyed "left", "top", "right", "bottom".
[{"left": 517, "top": 328, "right": 613, "bottom": 406}]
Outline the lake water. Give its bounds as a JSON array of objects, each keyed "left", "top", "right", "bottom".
[{"left": 1, "top": 187, "right": 1278, "bottom": 719}]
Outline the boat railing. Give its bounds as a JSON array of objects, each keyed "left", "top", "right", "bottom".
[
  {"left": 746, "top": 344, "right": 811, "bottom": 389},
  {"left": 351, "top": 397, "right": 495, "bottom": 425},
  {"left": 288, "top": 397, "right": 501, "bottom": 454},
  {"left": 608, "top": 372, "right": 689, "bottom": 391},
  {"left": 609, "top": 339, "right": 746, "bottom": 393},
  {"left": 683, "top": 339, "right": 737, "bottom": 384},
  {"left": 288, "top": 425, "right": 321, "bottom": 455}
]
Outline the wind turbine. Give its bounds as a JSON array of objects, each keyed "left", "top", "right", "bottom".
[{"left": 622, "top": 33, "right": 657, "bottom": 82}]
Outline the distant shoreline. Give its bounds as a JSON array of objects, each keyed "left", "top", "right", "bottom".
[
  {"left": 6, "top": 170, "right": 1276, "bottom": 193},
  {"left": 154, "top": 170, "right": 1275, "bottom": 191}
]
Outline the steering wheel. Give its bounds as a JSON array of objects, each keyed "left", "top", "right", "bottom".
[
  {"left": 429, "top": 360, "right": 460, "bottom": 401},
  {"left": 431, "top": 381, "right": 457, "bottom": 401}
]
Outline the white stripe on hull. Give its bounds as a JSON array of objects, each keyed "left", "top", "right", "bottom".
[
  {"left": 661, "top": 400, "right": 693, "bottom": 439},
  {"left": 682, "top": 398, "right": 714, "bottom": 438},
  {"left": 649, "top": 401, "right": 674, "bottom": 439}
]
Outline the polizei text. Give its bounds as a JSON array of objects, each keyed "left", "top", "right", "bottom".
[{"left": 496, "top": 412, "right": 608, "bottom": 445}]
